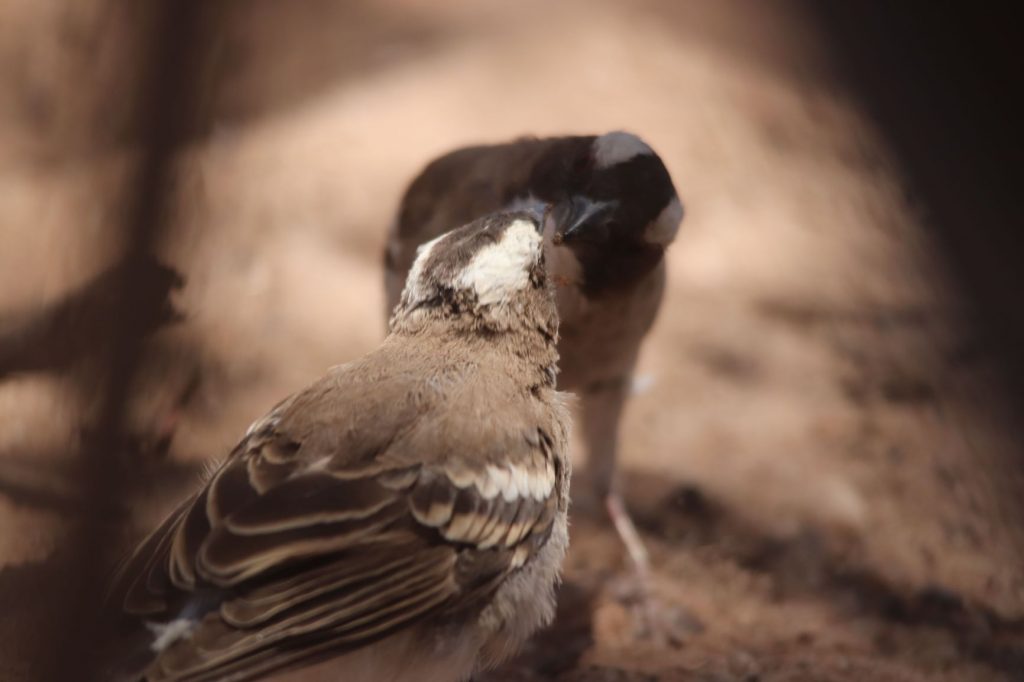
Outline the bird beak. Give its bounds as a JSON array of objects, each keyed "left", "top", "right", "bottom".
[{"left": 550, "top": 196, "right": 617, "bottom": 244}]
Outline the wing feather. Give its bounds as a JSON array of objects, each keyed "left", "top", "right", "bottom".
[{"left": 112, "top": 392, "right": 565, "bottom": 682}]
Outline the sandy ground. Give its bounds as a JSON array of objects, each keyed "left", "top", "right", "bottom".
[{"left": 2, "top": 0, "right": 1024, "bottom": 680}]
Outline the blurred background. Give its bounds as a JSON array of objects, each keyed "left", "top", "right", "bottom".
[{"left": 1, "top": 1, "right": 1022, "bottom": 680}]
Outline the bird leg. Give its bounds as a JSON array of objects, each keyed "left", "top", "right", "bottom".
[
  {"left": 581, "top": 378, "right": 699, "bottom": 646},
  {"left": 580, "top": 377, "right": 649, "bottom": 572},
  {"left": 605, "top": 490, "right": 650, "bottom": 578}
]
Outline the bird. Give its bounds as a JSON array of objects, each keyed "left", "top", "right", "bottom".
[
  {"left": 383, "top": 131, "right": 682, "bottom": 584},
  {"left": 107, "top": 211, "right": 572, "bottom": 682}
]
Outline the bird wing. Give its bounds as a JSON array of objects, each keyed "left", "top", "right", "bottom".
[{"left": 111, "top": 378, "right": 564, "bottom": 682}]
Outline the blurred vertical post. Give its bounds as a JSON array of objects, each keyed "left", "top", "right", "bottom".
[
  {"left": 802, "top": 3, "right": 1024, "bottom": 415},
  {"left": 40, "top": 1, "right": 213, "bottom": 680}
]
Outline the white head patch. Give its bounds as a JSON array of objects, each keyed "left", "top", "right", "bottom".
[
  {"left": 402, "top": 232, "right": 448, "bottom": 304},
  {"left": 456, "top": 219, "right": 541, "bottom": 306},
  {"left": 645, "top": 196, "right": 683, "bottom": 246},
  {"left": 593, "top": 131, "right": 654, "bottom": 169}
]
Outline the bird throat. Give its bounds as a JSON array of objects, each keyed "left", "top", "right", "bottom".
[{"left": 567, "top": 241, "right": 662, "bottom": 298}]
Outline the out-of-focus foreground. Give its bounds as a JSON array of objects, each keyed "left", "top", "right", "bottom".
[{"left": 1, "top": 1, "right": 1023, "bottom": 680}]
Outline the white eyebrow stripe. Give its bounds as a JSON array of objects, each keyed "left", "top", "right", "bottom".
[
  {"left": 402, "top": 232, "right": 447, "bottom": 303},
  {"left": 645, "top": 196, "right": 683, "bottom": 246},
  {"left": 593, "top": 131, "right": 653, "bottom": 168}
]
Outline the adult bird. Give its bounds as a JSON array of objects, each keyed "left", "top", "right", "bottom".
[{"left": 108, "top": 212, "right": 571, "bottom": 682}]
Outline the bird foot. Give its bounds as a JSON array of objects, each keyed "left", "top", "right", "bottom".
[
  {"left": 605, "top": 493, "right": 702, "bottom": 647},
  {"left": 607, "top": 570, "right": 702, "bottom": 648},
  {"left": 606, "top": 492, "right": 649, "bottom": 577}
]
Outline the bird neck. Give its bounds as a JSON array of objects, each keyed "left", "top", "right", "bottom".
[
  {"left": 569, "top": 240, "right": 663, "bottom": 297},
  {"left": 390, "top": 306, "right": 560, "bottom": 390}
]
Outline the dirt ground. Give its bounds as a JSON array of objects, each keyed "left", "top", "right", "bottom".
[{"left": 2, "top": 0, "right": 1024, "bottom": 680}]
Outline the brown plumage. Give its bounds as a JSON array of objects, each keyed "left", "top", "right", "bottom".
[
  {"left": 109, "top": 212, "right": 571, "bottom": 682},
  {"left": 384, "top": 132, "right": 683, "bottom": 576}
]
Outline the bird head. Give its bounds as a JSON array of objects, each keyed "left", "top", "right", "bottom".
[
  {"left": 392, "top": 211, "right": 556, "bottom": 333},
  {"left": 530, "top": 131, "right": 682, "bottom": 250}
]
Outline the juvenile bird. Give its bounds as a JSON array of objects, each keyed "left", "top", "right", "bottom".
[
  {"left": 384, "top": 132, "right": 682, "bottom": 579},
  {"left": 109, "top": 211, "right": 571, "bottom": 682}
]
